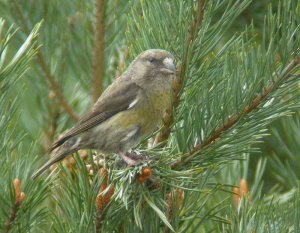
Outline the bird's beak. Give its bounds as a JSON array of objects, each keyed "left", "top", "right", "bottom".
[{"left": 161, "top": 57, "right": 176, "bottom": 75}]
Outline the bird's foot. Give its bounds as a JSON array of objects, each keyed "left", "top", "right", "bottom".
[{"left": 119, "top": 151, "right": 148, "bottom": 167}]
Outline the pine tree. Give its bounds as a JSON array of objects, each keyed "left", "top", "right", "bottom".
[{"left": 0, "top": 0, "right": 299, "bottom": 232}]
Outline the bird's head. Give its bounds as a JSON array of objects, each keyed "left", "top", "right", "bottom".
[{"left": 129, "top": 49, "right": 176, "bottom": 80}]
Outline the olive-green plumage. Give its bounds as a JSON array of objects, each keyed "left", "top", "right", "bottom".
[{"left": 32, "top": 49, "right": 176, "bottom": 179}]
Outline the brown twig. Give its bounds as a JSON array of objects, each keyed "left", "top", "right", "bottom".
[
  {"left": 45, "top": 91, "right": 60, "bottom": 148},
  {"left": 165, "top": 189, "right": 183, "bottom": 233},
  {"left": 154, "top": 62, "right": 182, "bottom": 146},
  {"left": 14, "top": 2, "right": 79, "bottom": 121},
  {"left": 5, "top": 179, "right": 26, "bottom": 233},
  {"left": 92, "top": 0, "right": 106, "bottom": 102},
  {"left": 96, "top": 168, "right": 114, "bottom": 232},
  {"left": 172, "top": 56, "right": 300, "bottom": 169},
  {"left": 154, "top": 0, "right": 206, "bottom": 146},
  {"left": 37, "top": 53, "right": 79, "bottom": 121},
  {"left": 199, "top": 0, "right": 206, "bottom": 25}
]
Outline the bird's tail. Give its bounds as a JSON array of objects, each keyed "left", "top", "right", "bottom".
[{"left": 32, "top": 147, "right": 77, "bottom": 179}]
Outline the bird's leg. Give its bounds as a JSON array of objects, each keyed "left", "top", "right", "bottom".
[
  {"left": 126, "top": 149, "right": 148, "bottom": 161},
  {"left": 126, "top": 150, "right": 150, "bottom": 161},
  {"left": 119, "top": 152, "right": 142, "bottom": 167},
  {"left": 125, "top": 150, "right": 139, "bottom": 159}
]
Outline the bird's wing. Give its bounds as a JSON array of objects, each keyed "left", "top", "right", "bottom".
[{"left": 50, "top": 81, "right": 142, "bottom": 151}]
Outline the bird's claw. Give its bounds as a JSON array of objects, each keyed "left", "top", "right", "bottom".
[{"left": 118, "top": 151, "right": 148, "bottom": 167}]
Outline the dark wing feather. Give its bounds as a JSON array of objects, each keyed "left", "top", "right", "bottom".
[{"left": 50, "top": 81, "right": 141, "bottom": 151}]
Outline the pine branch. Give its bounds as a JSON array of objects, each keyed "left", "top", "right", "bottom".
[
  {"left": 14, "top": 2, "right": 79, "bottom": 121},
  {"left": 172, "top": 56, "right": 300, "bottom": 169},
  {"left": 5, "top": 179, "right": 26, "bottom": 233},
  {"left": 154, "top": 0, "right": 206, "bottom": 146},
  {"left": 36, "top": 52, "right": 79, "bottom": 121},
  {"left": 5, "top": 201, "right": 21, "bottom": 233},
  {"left": 92, "top": 0, "right": 106, "bottom": 102},
  {"left": 46, "top": 93, "right": 61, "bottom": 147}
]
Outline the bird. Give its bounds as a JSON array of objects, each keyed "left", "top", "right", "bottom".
[{"left": 32, "top": 49, "right": 176, "bottom": 179}]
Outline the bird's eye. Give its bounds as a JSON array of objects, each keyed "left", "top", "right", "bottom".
[{"left": 149, "top": 58, "right": 155, "bottom": 63}]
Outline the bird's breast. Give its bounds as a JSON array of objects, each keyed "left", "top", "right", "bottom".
[{"left": 121, "top": 89, "right": 170, "bottom": 135}]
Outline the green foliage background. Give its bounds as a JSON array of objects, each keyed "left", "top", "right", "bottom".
[{"left": 0, "top": 0, "right": 300, "bottom": 232}]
